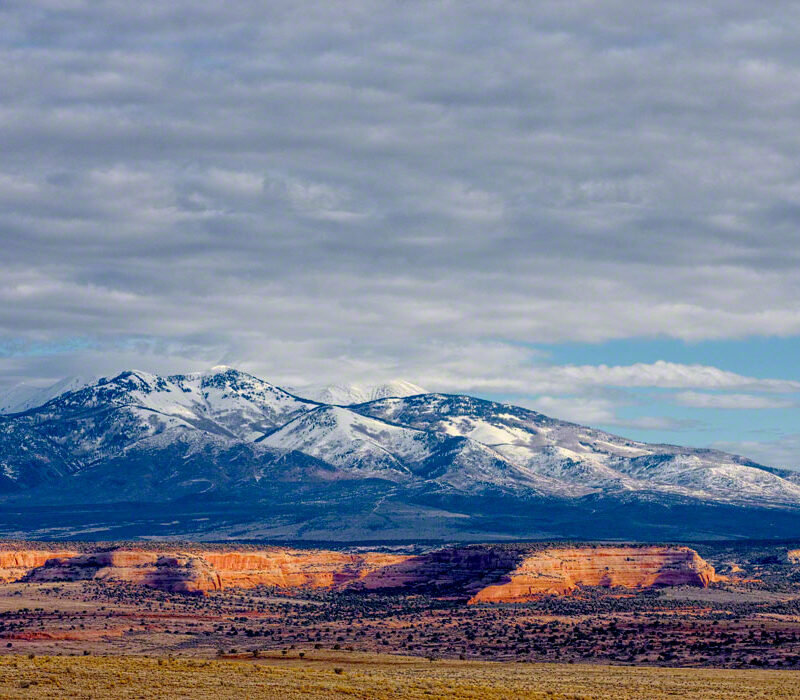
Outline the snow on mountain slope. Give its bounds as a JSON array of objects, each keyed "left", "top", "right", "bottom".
[
  {"left": 0, "top": 419, "right": 78, "bottom": 491},
  {"left": 3, "top": 367, "right": 800, "bottom": 541},
  {"left": 294, "top": 380, "right": 426, "bottom": 405},
  {"left": 263, "top": 401, "right": 580, "bottom": 495},
  {"left": 38, "top": 367, "right": 315, "bottom": 441},
  {"left": 156, "top": 366, "right": 314, "bottom": 440},
  {"left": 418, "top": 436, "right": 581, "bottom": 496},
  {"left": 354, "top": 394, "right": 800, "bottom": 505},
  {"left": 1, "top": 368, "right": 799, "bottom": 513},
  {"left": 0, "top": 375, "right": 97, "bottom": 414},
  {"left": 261, "top": 405, "right": 439, "bottom": 481},
  {"left": 0, "top": 367, "right": 317, "bottom": 489},
  {"left": 614, "top": 452, "right": 800, "bottom": 505}
]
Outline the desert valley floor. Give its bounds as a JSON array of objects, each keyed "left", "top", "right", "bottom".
[{"left": 0, "top": 540, "right": 798, "bottom": 697}]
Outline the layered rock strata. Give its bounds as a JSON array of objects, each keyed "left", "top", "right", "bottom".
[
  {"left": 21, "top": 548, "right": 411, "bottom": 595},
  {"left": 26, "top": 551, "right": 223, "bottom": 595},
  {"left": 0, "top": 544, "right": 716, "bottom": 599},
  {"left": 469, "top": 546, "right": 717, "bottom": 603},
  {"left": 199, "top": 550, "right": 411, "bottom": 589},
  {"left": 0, "top": 550, "right": 78, "bottom": 583}
]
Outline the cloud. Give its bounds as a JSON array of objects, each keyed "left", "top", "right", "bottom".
[
  {"left": 413, "top": 358, "right": 800, "bottom": 396},
  {"left": 524, "top": 396, "right": 697, "bottom": 431},
  {"left": 524, "top": 396, "right": 618, "bottom": 425},
  {"left": 2, "top": 2, "right": 800, "bottom": 360},
  {"left": 0, "top": 0, "right": 799, "bottom": 482},
  {"left": 525, "top": 361, "right": 800, "bottom": 394},
  {"left": 713, "top": 435, "right": 800, "bottom": 470},
  {"left": 673, "top": 391, "right": 795, "bottom": 409}
]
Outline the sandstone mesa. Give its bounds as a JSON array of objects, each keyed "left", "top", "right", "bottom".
[{"left": 0, "top": 544, "right": 716, "bottom": 602}]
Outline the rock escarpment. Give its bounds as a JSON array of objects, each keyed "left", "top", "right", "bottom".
[
  {"left": 199, "top": 550, "right": 411, "bottom": 589},
  {"left": 0, "top": 550, "right": 78, "bottom": 583},
  {"left": 25, "top": 551, "right": 223, "bottom": 595},
  {"left": 353, "top": 546, "right": 524, "bottom": 594},
  {"left": 18, "top": 548, "right": 411, "bottom": 595},
  {"left": 469, "top": 546, "right": 717, "bottom": 603},
  {"left": 0, "top": 544, "right": 716, "bottom": 599}
]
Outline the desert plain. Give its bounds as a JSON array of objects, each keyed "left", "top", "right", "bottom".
[{"left": 0, "top": 540, "right": 798, "bottom": 698}]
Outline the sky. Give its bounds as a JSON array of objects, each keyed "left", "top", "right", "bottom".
[{"left": 1, "top": 1, "right": 799, "bottom": 469}]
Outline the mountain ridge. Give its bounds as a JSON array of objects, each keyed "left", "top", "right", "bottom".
[
  {"left": 290, "top": 379, "right": 426, "bottom": 406},
  {"left": 1, "top": 367, "right": 799, "bottom": 541}
]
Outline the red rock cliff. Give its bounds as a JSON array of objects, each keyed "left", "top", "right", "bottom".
[
  {"left": 17, "top": 548, "right": 410, "bottom": 594},
  {"left": 0, "top": 544, "right": 715, "bottom": 599},
  {"left": 199, "top": 550, "right": 411, "bottom": 589},
  {"left": 468, "top": 546, "right": 716, "bottom": 603},
  {"left": 0, "top": 550, "right": 78, "bottom": 583},
  {"left": 23, "top": 550, "right": 223, "bottom": 595}
]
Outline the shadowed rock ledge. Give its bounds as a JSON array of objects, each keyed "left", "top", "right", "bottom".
[{"left": 0, "top": 543, "right": 716, "bottom": 600}]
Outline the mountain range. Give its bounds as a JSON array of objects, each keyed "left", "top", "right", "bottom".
[{"left": 1, "top": 366, "right": 799, "bottom": 541}]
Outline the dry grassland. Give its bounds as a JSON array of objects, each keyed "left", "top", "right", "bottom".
[{"left": 0, "top": 651, "right": 798, "bottom": 699}]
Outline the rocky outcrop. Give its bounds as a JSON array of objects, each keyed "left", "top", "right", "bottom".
[
  {"left": 353, "top": 546, "right": 523, "bottom": 594},
  {"left": 200, "top": 550, "right": 410, "bottom": 589},
  {"left": 24, "top": 550, "right": 223, "bottom": 595},
  {"left": 469, "top": 546, "right": 716, "bottom": 603},
  {"left": 788, "top": 549, "right": 800, "bottom": 564},
  {"left": 0, "top": 550, "right": 78, "bottom": 583},
  {"left": 0, "top": 544, "right": 715, "bottom": 599},
  {"left": 18, "top": 548, "right": 411, "bottom": 594}
]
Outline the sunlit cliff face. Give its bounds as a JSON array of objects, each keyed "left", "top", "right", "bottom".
[{"left": 0, "top": 545, "right": 715, "bottom": 600}]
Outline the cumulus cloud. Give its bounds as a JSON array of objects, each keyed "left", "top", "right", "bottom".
[
  {"left": 2, "top": 1, "right": 800, "bottom": 368},
  {"left": 0, "top": 2, "right": 798, "bottom": 469},
  {"left": 414, "top": 358, "right": 800, "bottom": 396},
  {"left": 674, "top": 391, "right": 795, "bottom": 409}
]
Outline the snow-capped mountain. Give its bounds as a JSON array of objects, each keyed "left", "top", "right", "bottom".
[
  {"left": 1, "top": 367, "right": 799, "bottom": 541},
  {"left": 0, "top": 375, "right": 97, "bottom": 414},
  {"left": 0, "top": 367, "right": 315, "bottom": 490},
  {"left": 37, "top": 366, "right": 313, "bottom": 439},
  {"left": 261, "top": 405, "right": 440, "bottom": 481},
  {"left": 354, "top": 394, "right": 800, "bottom": 505},
  {"left": 292, "top": 380, "right": 426, "bottom": 405}
]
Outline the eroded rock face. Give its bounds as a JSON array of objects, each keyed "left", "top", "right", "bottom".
[
  {"left": 0, "top": 544, "right": 715, "bottom": 599},
  {"left": 200, "top": 551, "right": 410, "bottom": 589},
  {"left": 353, "top": 546, "right": 524, "bottom": 595},
  {"left": 469, "top": 546, "right": 717, "bottom": 603},
  {"left": 0, "top": 550, "right": 78, "bottom": 583},
  {"left": 23, "top": 550, "right": 224, "bottom": 595},
  {"left": 17, "top": 548, "right": 411, "bottom": 595}
]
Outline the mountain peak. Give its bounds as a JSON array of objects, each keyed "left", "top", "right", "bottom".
[
  {"left": 1, "top": 365, "right": 800, "bottom": 540},
  {"left": 294, "top": 379, "right": 427, "bottom": 405},
  {"left": 0, "top": 374, "right": 98, "bottom": 414}
]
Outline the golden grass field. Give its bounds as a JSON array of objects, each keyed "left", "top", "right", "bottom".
[{"left": 1, "top": 650, "right": 799, "bottom": 699}]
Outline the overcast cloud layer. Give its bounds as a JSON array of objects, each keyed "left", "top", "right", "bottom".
[{"left": 1, "top": 2, "right": 799, "bottom": 466}]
